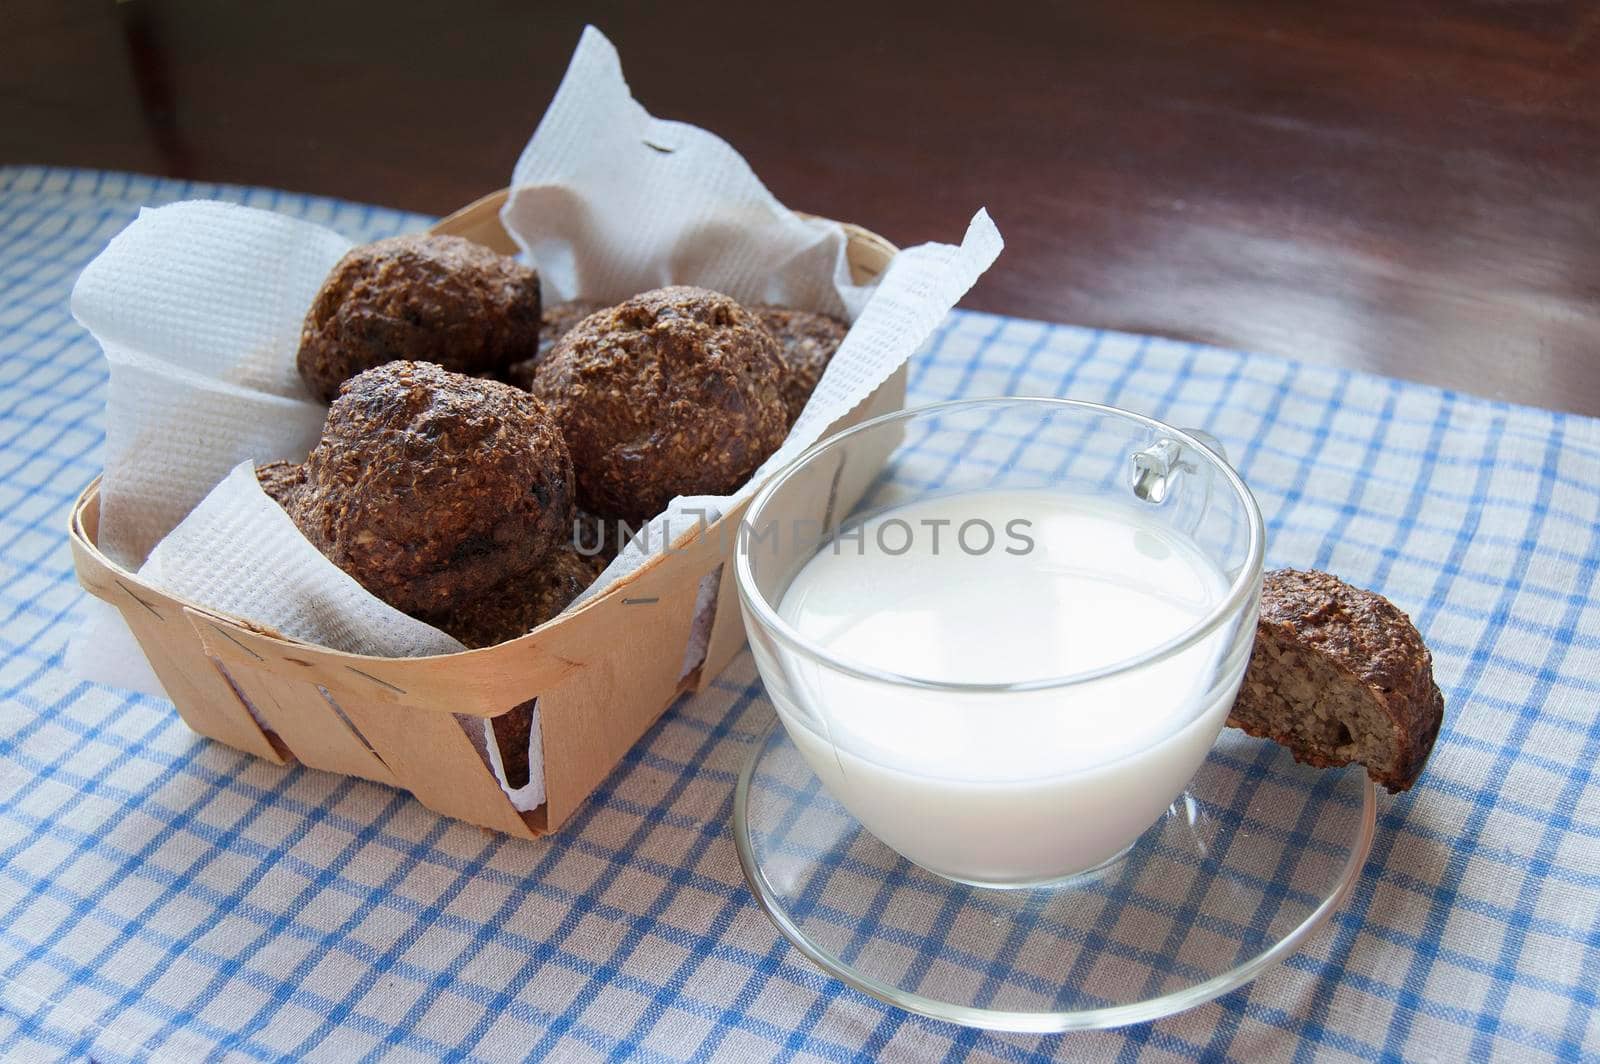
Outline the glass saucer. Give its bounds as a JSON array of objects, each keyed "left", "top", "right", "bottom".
[{"left": 732, "top": 718, "right": 1376, "bottom": 1032}]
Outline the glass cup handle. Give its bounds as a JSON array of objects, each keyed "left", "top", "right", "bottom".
[{"left": 1130, "top": 429, "right": 1227, "bottom": 504}]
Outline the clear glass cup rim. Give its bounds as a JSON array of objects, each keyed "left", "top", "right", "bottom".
[{"left": 734, "top": 396, "right": 1267, "bottom": 694}]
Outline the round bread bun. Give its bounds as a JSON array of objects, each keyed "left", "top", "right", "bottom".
[
  {"left": 752, "top": 305, "right": 848, "bottom": 426},
  {"left": 295, "top": 361, "right": 573, "bottom": 617},
  {"left": 530, "top": 286, "right": 788, "bottom": 524},
  {"left": 433, "top": 545, "right": 603, "bottom": 650},
  {"left": 297, "top": 234, "right": 541, "bottom": 402},
  {"left": 254, "top": 459, "right": 306, "bottom": 510}
]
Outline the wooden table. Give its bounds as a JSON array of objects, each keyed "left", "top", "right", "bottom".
[{"left": 7, "top": 0, "right": 1597, "bottom": 414}]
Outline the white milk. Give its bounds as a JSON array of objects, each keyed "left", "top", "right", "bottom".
[{"left": 771, "top": 489, "right": 1242, "bottom": 886}]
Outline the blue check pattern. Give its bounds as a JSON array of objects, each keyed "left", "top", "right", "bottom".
[{"left": 0, "top": 166, "right": 1595, "bottom": 1062}]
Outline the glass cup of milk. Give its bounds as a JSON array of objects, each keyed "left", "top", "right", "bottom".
[{"left": 735, "top": 398, "right": 1265, "bottom": 888}]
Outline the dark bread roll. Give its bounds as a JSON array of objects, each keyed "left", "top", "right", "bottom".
[
  {"left": 297, "top": 234, "right": 541, "bottom": 402},
  {"left": 254, "top": 460, "right": 306, "bottom": 510},
  {"left": 530, "top": 286, "right": 788, "bottom": 524},
  {"left": 293, "top": 361, "right": 574, "bottom": 618},
  {"left": 752, "top": 305, "right": 848, "bottom": 426},
  {"left": 428, "top": 545, "right": 602, "bottom": 651},
  {"left": 1228, "top": 568, "right": 1444, "bottom": 792}
]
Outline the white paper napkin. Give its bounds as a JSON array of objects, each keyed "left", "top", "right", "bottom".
[{"left": 72, "top": 201, "right": 351, "bottom": 569}]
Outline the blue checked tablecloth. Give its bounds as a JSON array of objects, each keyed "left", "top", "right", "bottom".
[{"left": 0, "top": 165, "right": 1596, "bottom": 1062}]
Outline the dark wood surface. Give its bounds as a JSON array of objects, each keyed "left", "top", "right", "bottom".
[{"left": 6, "top": 1, "right": 1598, "bottom": 414}]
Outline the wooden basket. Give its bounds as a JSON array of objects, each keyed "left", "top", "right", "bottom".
[{"left": 68, "top": 190, "right": 905, "bottom": 838}]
